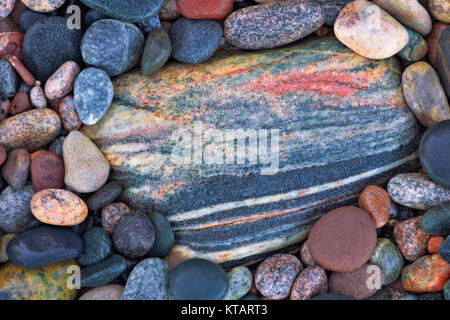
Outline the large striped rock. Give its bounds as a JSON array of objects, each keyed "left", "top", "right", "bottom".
[{"left": 83, "top": 35, "right": 421, "bottom": 268}]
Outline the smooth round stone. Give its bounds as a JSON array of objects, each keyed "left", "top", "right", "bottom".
[
  {"left": 73, "top": 68, "right": 113, "bottom": 126},
  {"left": 0, "top": 60, "right": 17, "bottom": 99},
  {"left": 334, "top": 0, "right": 409, "bottom": 59},
  {"left": 101, "top": 202, "right": 131, "bottom": 234},
  {"left": 436, "top": 27, "right": 449, "bottom": 97},
  {"left": 290, "top": 265, "right": 328, "bottom": 300},
  {"left": 81, "top": 20, "right": 144, "bottom": 77},
  {"left": 58, "top": 95, "right": 81, "bottom": 132},
  {"left": 429, "top": 0, "right": 450, "bottom": 23},
  {"left": 394, "top": 216, "right": 430, "bottom": 262},
  {"left": 170, "top": 18, "right": 223, "bottom": 64},
  {"left": 112, "top": 211, "right": 155, "bottom": 259},
  {"left": 44, "top": 61, "right": 80, "bottom": 100},
  {"left": 141, "top": 28, "right": 171, "bottom": 76},
  {"left": 0, "top": 108, "right": 61, "bottom": 152},
  {"left": 81, "top": 254, "right": 127, "bottom": 288},
  {"left": 311, "top": 293, "right": 355, "bottom": 300},
  {"left": 7, "top": 225, "right": 82, "bottom": 268},
  {"left": 329, "top": 263, "right": 386, "bottom": 300},
  {"left": 147, "top": 209, "right": 175, "bottom": 258},
  {"left": 0, "top": 184, "right": 34, "bottom": 233},
  {"left": 31, "top": 189, "right": 88, "bottom": 226},
  {"left": 176, "top": 0, "right": 233, "bottom": 20},
  {"left": 79, "top": 284, "right": 124, "bottom": 300},
  {"left": 23, "top": 17, "right": 82, "bottom": 82},
  {"left": 403, "top": 62, "right": 450, "bottom": 128},
  {"left": 29, "top": 84, "right": 47, "bottom": 108},
  {"left": 160, "top": 0, "right": 180, "bottom": 20},
  {"left": 63, "top": 130, "right": 110, "bottom": 193},
  {"left": 30, "top": 151, "right": 64, "bottom": 191},
  {"left": 10, "top": 91, "right": 31, "bottom": 115},
  {"left": 397, "top": 28, "right": 428, "bottom": 62},
  {"left": 402, "top": 254, "right": 450, "bottom": 292},
  {"left": 300, "top": 241, "right": 316, "bottom": 266},
  {"left": 421, "top": 202, "right": 450, "bottom": 235},
  {"left": 0, "top": 260, "right": 78, "bottom": 300},
  {"left": 255, "top": 254, "right": 303, "bottom": 300},
  {"left": 359, "top": 185, "right": 391, "bottom": 228},
  {"left": 387, "top": 173, "right": 450, "bottom": 210},
  {"left": 369, "top": 238, "right": 404, "bottom": 285},
  {"left": 84, "top": 9, "right": 109, "bottom": 27},
  {"left": 21, "top": 0, "right": 65, "bottom": 12},
  {"left": 372, "top": 0, "right": 431, "bottom": 36},
  {"left": 170, "top": 258, "right": 229, "bottom": 300},
  {"left": 1, "top": 148, "right": 30, "bottom": 189},
  {"left": 440, "top": 236, "right": 450, "bottom": 262},
  {"left": 121, "top": 258, "right": 171, "bottom": 300},
  {"left": 80, "top": 0, "right": 165, "bottom": 23},
  {"left": 87, "top": 181, "right": 122, "bottom": 211},
  {"left": 311, "top": 0, "right": 352, "bottom": 26},
  {"left": 79, "top": 227, "right": 112, "bottom": 266},
  {"left": 0, "top": 0, "right": 15, "bottom": 20},
  {"left": 0, "top": 234, "right": 15, "bottom": 263},
  {"left": 308, "top": 206, "right": 377, "bottom": 272},
  {"left": 223, "top": 266, "right": 252, "bottom": 300},
  {"left": 224, "top": 0, "right": 324, "bottom": 50},
  {"left": 18, "top": 9, "right": 48, "bottom": 33}
]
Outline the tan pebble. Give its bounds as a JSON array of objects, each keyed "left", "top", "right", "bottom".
[{"left": 78, "top": 284, "right": 124, "bottom": 300}]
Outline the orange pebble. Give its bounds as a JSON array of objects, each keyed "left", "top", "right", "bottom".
[
  {"left": 401, "top": 254, "right": 450, "bottom": 292},
  {"left": 428, "top": 236, "right": 445, "bottom": 254},
  {"left": 30, "top": 149, "right": 46, "bottom": 160},
  {"left": 359, "top": 185, "right": 391, "bottom": 228}
]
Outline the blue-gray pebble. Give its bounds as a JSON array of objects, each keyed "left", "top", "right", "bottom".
[{"left": 0, "top": 60, "right": 17, "bottom": 99}]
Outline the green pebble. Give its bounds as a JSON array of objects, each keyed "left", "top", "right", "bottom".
[
  {"left": 421, "top": 202, "right": 450, "bottom": 235},
  {"left": 81, "top": 254, "right": 126, "bottom": 288},
  {"left": 223, "top": 266, "right": 252, "bottom": 300},
  {"left": 369, "top": 238, "right": 404, "bottom": 285},
  {"left": 78, "top": 227, "right": 112, "bottom": 266},
  {"left": 141, "top": 28, "right": 171, "bottom": 76}
]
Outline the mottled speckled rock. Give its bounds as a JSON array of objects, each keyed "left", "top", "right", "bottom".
[
  {"left": 0, "top": 184, "right": 34, "bottom": 233},
  {"left": 0, "top": 260, "right": 78, "bottom": 300},
  {"left": 176, "top": 0, "right": 233, "bottom": 20},
  {"left": 147, "top": 209, "right": 175, "bottom": 258},
  {"left": 402, "top": 62, "right": 450, "bottom": 127},
  {"left": 101, "top": 202, "right": 131, "bottom": 234},
  {"left": 329, "top": 264, "right": 386, "bottom": 300},
  {"left": 0, "top": 108, "right": 61, "bottom": 152},
  {"left": 141, "top": 28, "right": 171, "bottom": 76},
  {"left": 21, "top": 0, "right": 65, "bottom": 12},
  {"left": 79, "top": 284, "right": 124, "bottom": 300},
  {"left": 79, "top": 227, "right": 111, "bottom": 266},
  {"left": 440, "top": 236, "right": 450, "bottom": 262},
  {"left": 398, "top": 28, "right": 428, "bottom": 62},
  {"left": 421, "top": 202, "right": 450, "bottom": 235},
  {"left": 81, "top": 254, "right": 127, "bottom": 288},
  {"left": 23, "top": 17, "right": 82, "bottom": 82},
  {"left": 372, "top": 0, "right": 431, "bottom": 36},
  {"left": 80, "top": 0, "right": 165, "bottom": 23},
  {"left": 290, "top": 265, "right": 327, "bottom": 300},
  {"left": 87, "top": 181, "right": 122, "bottom": 211},
  {"left": 429, "top": 0, "right": 450, "bottom": 23},
  {"left": 58, "top": 95, "right": 81, "bottom": 132},
  {"left": 29, "top": 84, "right": 47, "bottom": 108},
  {"left": 428, "top": 236, "right": 445, "bottom": 254},
  {"left": 169, "top": 258, "right": 229, "bottom": 300},
  {"left": 402, "top": 254, "right": 450, "bottom": 292},
  {"left": 223, "top": 266, "right": 252, "bottom": 300},
  {"left": 121, "top": 258, "right": 171, "bottom": 300},
  {"left": 224, "top": 0, "right": 324, "bottom": 50},
  {"left": 369, "top": 238, "right": 404, "bottom": 285},
  {"left": 0, "top": 60, "right": 17, "bottom": 99},
  {"left": 31, "top": 189, "right": 88, "bottom": 226},
  {"left": 44, "top": 61, "right": 80, "bottom": 100},
  {"left": 334, "top": 0, "right": 409, "bottom": 59},
  {"left": 81, "top": 20, "right": 144, "bottom": 77},
  {"left": 170, "top": 18, "right": 223, "bottom": 64},
  {"left": 359, "top": 185, "right": 391, "bottom": 228},
  {"left": 255, "top": 254, "right": 302, "bottom": 300},
  {"left": 394, "top": 216, "right": 430, "bottom": 262},
  {"left": 7, "top": 225, "right": 82, "bottom": 268},
  {"left": 1, "top": 148, "right": 30, "bottom": 189},
  {"left": 0, "top": 234, "right": 14, "bottom": 263},
  {"left": 82, "top": 35, "right": 421, "bottom": 267},
  {"left": 436, "top": 27, "right": 449, "bottom": 97},
  {"left": 388, "top": 173, "right": 450, "bottom": 210},
  {"left": 0, "top": 0, "right": 15, "bottom": 19},
  {"left": 63, "top": 130, "right": 110, "bottom": 193},
  {"left": 73, "top": 68, "right": 113, "bottom": 126}
]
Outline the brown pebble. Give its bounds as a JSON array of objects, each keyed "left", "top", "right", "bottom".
[
  {"left": 290, "top": 265, "right": 328, "bottom": 300},
  {"left": 9, "top": 91, "right": 31, "bottom": 115},
  {"left": 6, "top": 55, "right": 34, "bottom": 86},
  {"left": 59, "top": 95, "right": 81, "bottom": 132},
  {"left": 393, "top": 216, "right": 430, "bottom": 262},
  {"left": 0, "top": 145, "right": 6, "bottom": 166},
  {"left": 1, "top": 148, "right": 30, "bottom": 189},
  {"left": 358, "top": 185, "right": 391, "bottom": 228},
  {"left": 0, "top": 32, "right": 23, "bottom": 61},
  {"left": 30, "top": 151, "right": 65, "bottom": 191}
]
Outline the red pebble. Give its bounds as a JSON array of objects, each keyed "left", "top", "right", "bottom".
[
  {"left": 9, "top": 91, "right": 31, "bottom": 115},
  {"left": 7, "top": 54, "right": 35, "bottom": 86},
  {"left": 176, "top": 0, "right": 234, "bottom": 20},
  {"left": 358, "top": 185, "right": 391, "bottom": 228},
  {"left": 428, "top": 236, "right": 445, "bottom": 254}
]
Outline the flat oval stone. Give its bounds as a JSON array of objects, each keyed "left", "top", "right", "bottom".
[
  {"left": 23, "top": 17, "right": 82, "bottom": 82},
  {"left": 223, "top": 266, "right": 252, "bottom": 300},
  {"left": 372, "top": 0, "right": 431, "bottom": 36},
  {"left": 58, "top": 95, "right": 81, "bottom": 132},
  {"left": 403, "top": 62, "right": 450, "bottom": 127},
  {"left": 397, "top": 28, "right": 428, "bottom": 62},
  {"left": 369, "top": 238, "right": 404, "bottom": 285},
  {"left": 290, "top": 265, "right": 328, "bottom": 300},
  {"left": 1, "top": 148, "right": 30, "bottom": 189},
  {"left": 169, "top": 258, "right": 229, "bottom": 300},
  {"left": 0, "top": 108, "right": 61, "bottom": 152},
  {"left": 0, "top": 260, "right": 78, "bottom": 300},
  {"left": 30, "top": 151, "right": 64, "bottom": 191},
  {"left": 141, "top": 28, "right": 171, "bottom": 76},
  {"left": 63, "top": 130, "right": 110, "bottom": 193},
  {"left": 31, "top": 189, "right": 88, "bottom": 226},
  {"left": 436, "top": 27, "right": 449, "bottom": 97},
  {"left": 147, "top": 209, "right": 175, "bottom": 258},
  {"left": 79, "top": 284, "right": 123, "bottom": 300},
  {"left": 308, "top": 206, "right": 377, "bottom": 272},
  {"left": 334, "top": 0, "right": 409, "bottom": 59},
  {"left": 224, "top": 0, "right": 324, "bottom": 50},
  {"left": 80, "top": 0, "right": 165, "bottom": 23},
  {"left": 10, "top": 91, "right": 31, "bottom": 115},
  {"left": 394, "top": 216, "right": 430, "bottom": 261},
  {"left": 429, "top": 0, "right": 450, "bottom": 23},
  {"left": 359, "top": 185, "right": 391, "bottom": 228},
  {"left": 87, "top": 181, "right": 122, "bottom": 211},
  {"left": 0, "top": 0, "right": 15, "bottom": 20},
  {"left": 74, "top": 68, "right": 114, "bottom": 125},
  {"left": 78, "top": 227, "right": 111, "bottom": 266},
  {"left": 388, "top": 173, "right": 450, "bottom": 209},
  {"left": 121, "top": 258, "right": 171, "bottom": 300},
  {"left": 421, "top": 202, "right": 450, "bottom": 235},
  {"left": 0, "top": 184, "right": 34, "bottom": 234},
  {"left": 402, "top": 254, "right": 450, "bottom": 292},
  {"left": 29, "top": 84, "right": 47, "bottom": 108},
  {"left": 81, "top": 20, "right": 144, "bottom": 77},
  {"left": 21, "top": 0, "right": 66, "bottom": 13},
  {"left": 44, "top": 61, "right": 80, "bottom": 100},
  {"left": 0, "top": 60, "right": 17, "bottom": 99},
  {"left": 176, "top": 0, "right": 233, "bottom": 20},
  {"left": 81, "top": 254, "right": 127, "bottom": 288},
  {"left": 7, "top": 225, "right": 82, "bottom": 268},
  {"left": 170, "top": 17, "right": 223, "bottom": 64}
]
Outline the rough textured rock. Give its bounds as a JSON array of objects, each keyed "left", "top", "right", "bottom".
[
  {"left": 0, "top": 184, "right": 34, "bottom": 233},
  {"left": 402, "top": 254, "right": 450, "bottom": 292},
  {"left": 44, "top": 61, "right": 80, "bottom": 100},
  {"left": 359, "top": 185, "right": 391, "bottom": 228},
  {"left": 290, "top": 265, "right": 328, "bottom": 300},
  {"left": 394, "top": 216, "right": 430, "bottom": 262},
  {"left": 0, "top": 60, "right": 17, "bottom": 99},
  {"left": 21, "top": 0, "right": 65, "bottom": 12},
  {"left": 78, "top": 227, "right": 112, "bottom": 266},
  {"left": 1, "top": 148, "right": 30, "bottom": 189},
  {"left": 223, "top": 266, "right": 252, "bottom": 300}
]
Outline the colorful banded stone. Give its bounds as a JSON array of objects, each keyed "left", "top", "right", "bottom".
[
  {"left": 397, "top": 28, "right": 428, "bottom": 62},
  {"left": 82, "top": 35, "right": 421, "bottom": 267}
]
